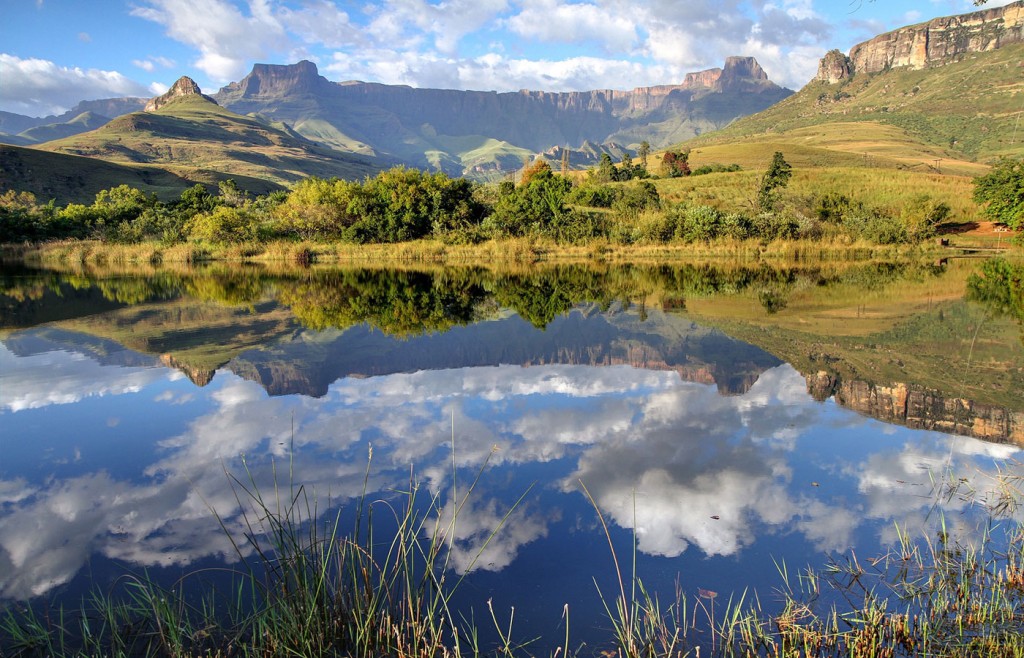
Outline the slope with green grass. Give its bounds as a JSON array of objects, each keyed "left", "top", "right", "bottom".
[
  {"left": 34, "top": 93, "right": 381, "bottom": 188},
  {"left": 688, "top": 43, "right": 1024, "bottom": 165},
  {"left": 0, "top": 143, "right": 284, "bottom": 204}
]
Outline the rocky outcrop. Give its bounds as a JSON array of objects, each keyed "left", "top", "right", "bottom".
[
  {"left": 159, "top": 353, "right": 216, "bottom": 387},
  {"left": 816, "top": 1, "right": 1024, "bottom": 81},
  {"left": 806, "top": 370, "right": 1024, "bottom": 444},
  {"left": 145, "top": 77, "right": 218, "bottom": 112},
  {"left": 816, "top": 50, "right": 853, "bottom": 84}
]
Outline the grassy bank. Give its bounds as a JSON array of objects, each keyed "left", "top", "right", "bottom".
[{"left": 1, "top": 234, "right": 977, "bottom": 272}]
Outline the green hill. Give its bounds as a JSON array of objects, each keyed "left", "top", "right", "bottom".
[
  {"left": 0, "top": 144, "right": 284, "bottom": 204},
  {"left": 16, "top": 111, "right": 112, "bottom": 144},
  {"left": 683, "top": 43, "right": 1024, "bottom": 169},
  {"left": 34, "top": 82, "right": 381, "bottom": 190}
]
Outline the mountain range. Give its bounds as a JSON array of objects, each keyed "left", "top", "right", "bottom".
[
  {"left": 0, "top": 56, "right": 790, "bottom": 191},
  {"left": 1, "top": 0, "right": 1023, "bottom": 203}
]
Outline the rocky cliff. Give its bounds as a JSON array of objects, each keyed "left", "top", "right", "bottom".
[
  {"left": 145, "top": 76, "right": 218, "bottom": 112},
  {"left": 214, "top": 58, "right": 791, "bottom": 177},
  {"left": 816, "top": 0, "right": 1024, "bottom": 81},
  {"left": 806, "top": 371, "right": 1024, "bottom": 444}
]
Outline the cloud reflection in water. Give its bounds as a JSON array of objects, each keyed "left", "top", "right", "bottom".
[{"left": 0, "top": 344, "right": 1019, "bottom": 602}]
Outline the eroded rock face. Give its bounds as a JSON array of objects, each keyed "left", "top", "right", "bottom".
[
  {"left": 816, "top": 50, "right": 852, "bottom": 84},
  {"left": 804, "top": 371, "right": 1024, "bottom": 444},
  {"left": 144, "top": 76, "right": 219, "bottom": 112},
  {"left": 815, "top": 1, "right": 1024, "bottom": 81}
]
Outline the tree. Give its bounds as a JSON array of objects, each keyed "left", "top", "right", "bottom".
[
  {"left": 638, "top": 141, "right": 650, "bottom": 171},
  {"left": 756, "top": 151, "right": 792, "bottom": 212},
  {"left": 973, "top": 157, "right": 1024, "bottom": 231},
  {"left": 594, "top": 153, "right": 617, "bottom": 183},
  {"left": 661, "top": 150, "right": 690, "bottom": 177}
]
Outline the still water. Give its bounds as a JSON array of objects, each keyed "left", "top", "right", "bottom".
[{"left": 1, "top": 260, "right": 1023, "bottom": 650}]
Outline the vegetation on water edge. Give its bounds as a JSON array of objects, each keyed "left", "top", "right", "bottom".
[
  {"left": 4, "top": 450, "right": 1024, "bottom": 658},
  {"left": 1, "top": 151, "right": 1007, "bottom": 253}
]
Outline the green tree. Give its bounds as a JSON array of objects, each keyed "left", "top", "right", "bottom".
[
  {"left": 638, "top": 141, "right": 650, "bottom": 171},
  {"left": 275, "top": 177, "right": 358, "bottom": 240},
  {"left": 756, "top": 151, "right": 792, "bottom": 212},
  {"left": 973, "top": 158, "right": 1024, "bottom": 231},
  {"left": 594, "top": 153, "right": 617, "bottom": 183}
]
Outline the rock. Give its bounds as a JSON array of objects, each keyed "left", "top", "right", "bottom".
[
  {"left": 145, "top": 76, "right": 219, "bottom": 112},
  {"left": 814, "top": 1, "right": 1024, "bottom": 80},
  {"left": 816, "top": 50, "right": 852, "bottom": 84}
]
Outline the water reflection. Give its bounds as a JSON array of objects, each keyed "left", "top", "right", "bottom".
[{"left": 1, "top": 261, "right": 1023, "bottom": 646}]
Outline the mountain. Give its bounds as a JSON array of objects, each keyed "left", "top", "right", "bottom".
[
  {"left": 683, "top": 1, "right": 1024, "bottom": 169},
  {"left": 213, "top": 57, "right": 792, "bottom": 178},
  {"left": 30, "top": 77, "right": 382, "bottom": 192},
  {"left": 0, "top": 97, "right": 146, "bottom": 146}
]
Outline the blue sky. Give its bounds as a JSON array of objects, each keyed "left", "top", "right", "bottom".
[{"left": 0, "top": 0, "right": 1007, "bottom": 117}]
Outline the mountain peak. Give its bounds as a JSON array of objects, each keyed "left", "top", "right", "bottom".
[
  {"left": 145, "top": 76, "right": 218, "bottom": 112},
  {"left": 217, "top": 61, "right": 326, "bottom": 100}
]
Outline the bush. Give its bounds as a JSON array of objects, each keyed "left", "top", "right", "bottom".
[
  {"left": 691, "top": 163, "right": 742, "bottom": 176},
  {"left": 674, "top": 205, "right": 722, "bottom": 242},
  {"left": 568, "top": 184, "right": 620, "bottom": 208},
  {"left": 187, "top": 206, "right": 262, "bottom": 243},
  {"left": 611, "top": 181, "right": 660, "bottom": 220}
]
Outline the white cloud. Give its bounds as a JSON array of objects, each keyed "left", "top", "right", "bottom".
[
  {"left": 0, "top": 54, "right": 151, "bottom": 117},
  {"left": 0, "top": 345, "right": 166, "bottom": 412},
  {"left": 506, "top": 0, "right": 639, "bottom": 53},
  {"left": 131, "top": 0, "right": 289, "bottom": 81}
]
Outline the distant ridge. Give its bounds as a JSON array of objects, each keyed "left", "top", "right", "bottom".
[{"left": 213, "top": 57, "right": 792, "bottom": 178}]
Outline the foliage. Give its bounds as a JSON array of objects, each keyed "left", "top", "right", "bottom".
[
  {"left": 612, "top": 181, "right": 661, "bottom": 220},
  {"left": 972, "top": 157, "right": 1024, "bottom": 231},
  {"left": 274, "top": 176, "right": 360, "bottom": 240},
  {"left": 756, "top": 151, "right": 792, "bottom": 212},
  {"left": 661, "top": 150, "right": 691, "bottom": 178},
  {"left": 568, "top": 184, "right": 620, "bottom": 208},
  {"left": 966, "top": 258, "right": 1024, "bottom": 324},
  {"left": 692, "top": 163, "right": 742, "bottom": 176},
  {"left": 488, "top": 165, "right": 575, "bottom": 238},
  {"left": 186, "top": 205, "right": 262, "bottom": 243}
]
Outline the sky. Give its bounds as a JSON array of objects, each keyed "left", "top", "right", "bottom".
[{"left": 0, "top": 0, "right": 1012, "bottom": 117}]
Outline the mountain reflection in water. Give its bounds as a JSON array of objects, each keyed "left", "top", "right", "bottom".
[{"left": 1, "top": 261, "right": 1022, "bottom": 647}]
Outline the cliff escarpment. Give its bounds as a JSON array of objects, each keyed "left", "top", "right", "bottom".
[
  {"left": 816, "top": 0, "right": 1024, "bottom": 82},
  {"left": 806, "top": 371, "right": 1024, "bottom": 444},
  {"left": 213, "top": 57, "right": 791, "bottom": 177}
]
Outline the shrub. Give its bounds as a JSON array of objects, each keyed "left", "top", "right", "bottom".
[
  {"left": 674, "top": 205, "right": 722, "bottom": 242},
  {"left": 568, "top": 184, "right": 620, "bottom": 208},
  {"left": 611, "top": 181, "right": 660, "bottom": 220}
]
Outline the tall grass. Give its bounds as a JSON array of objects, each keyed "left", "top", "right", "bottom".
[{"left": 5, "top": 455, "right": 1024, "bottom": 657}]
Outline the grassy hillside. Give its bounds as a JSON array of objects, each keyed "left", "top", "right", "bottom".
[
  {"left": 689, "top": 43, "right": 1024, "bottom": 164},
  {"left": 35, "top": 95, "right": 381, "bottom": 188},
  {"left": 16, "top": 111, "right": 111, "bottom": 144},
  {"left": 0, "top": 144, "right": 284, "bottom": 204}
]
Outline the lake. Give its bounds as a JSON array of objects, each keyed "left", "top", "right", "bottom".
[{"left": 2, "top": 258, "right": 1023, "bottom": 654}]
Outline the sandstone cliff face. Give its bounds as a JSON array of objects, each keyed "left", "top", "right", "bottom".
[
  {"left": 806, "top": 371, "right": 1024, "bottom": 444},
  {"left": 817, "top": 1, "right": 1024, "bottom": 81},
  {"left": 213, "top": 58, "right": 791, "bottom": 168},
  {"left": 145, "top": 76, "right": 218, "bottom": 112}
]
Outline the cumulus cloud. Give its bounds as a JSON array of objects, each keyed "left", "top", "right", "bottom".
[
  {"left": 0, "top": 344, "right": 167, "bottom": 412},
  {"left": 0, "top": 54, "right": 151, "bottom": 116},
  {"left": 129, "top": 0, "right": 827, "bottom": 95},
  {"left": 130, "top": 0, "right": 289, "bottom": 81}
]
